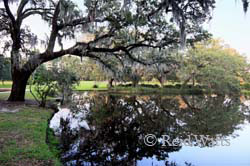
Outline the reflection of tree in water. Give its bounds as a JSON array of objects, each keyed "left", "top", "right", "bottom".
[
  {"left": 58, "top": 93, "right": 247, "bottom": 166},
  {"left": 157, "top": 95, "right": 245, "bottom": 136}
]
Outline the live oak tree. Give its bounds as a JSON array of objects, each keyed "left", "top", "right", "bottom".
[
  {"left": 145, "top": 49, "right": 180, "bottom": 87},
  {"left": 0, "top": 0, "right": 215, "bottom": 101}
]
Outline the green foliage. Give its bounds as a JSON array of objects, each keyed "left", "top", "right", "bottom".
[
  {"left": 0, "top": 55, "right": 11, "bottom": 83},
  {"left": 59, "top": 56, "right": 109, "bottom": 81},
  {"left": 241, "top": 83, "right": 250, "bottom": 90},
  {"left": 0, "top": 55, "right": 3, "bottom": 73},
  {"left": 0, "top": 0, "right": 216, "bottom": 101},
  {"left": 178, "top": 39, "right": 249, "bottom": 94},
  {"left": 121, "top": 65, "right": 143, "bottom": 87},
  {"left": 30, "top": 65, "right": 57, "bottom": 107},
  {"left": 30, "top": 63, "right": 80, "bottom": 106},
  {"left": 143, "top": 49, "right": 180, "bottom": 86},
  {"left": 51, "top": 65, "right": 80, "bottom": 105}
]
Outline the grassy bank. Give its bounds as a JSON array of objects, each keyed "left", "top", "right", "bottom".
[{"left": 0, "top": 106, "right": 61, "bottom": 166}]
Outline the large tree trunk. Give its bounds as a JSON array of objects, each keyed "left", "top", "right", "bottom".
[{"left": 8, "top": 70, "right": 31, "bottom": 102}]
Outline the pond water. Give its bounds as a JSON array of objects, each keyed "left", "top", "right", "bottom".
[{"left": 50, "top": 92, "right": 250, "bottom": 166}]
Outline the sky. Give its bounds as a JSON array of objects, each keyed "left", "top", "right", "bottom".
[
  {"left": 1, "top": 0, "right": 250, "bottom": 57},
  {"left": 208, "top": 0, "right": 250, "bottom": 57},
  {"left": 23, "top": 0, "right": 250, "bottom": 58}
]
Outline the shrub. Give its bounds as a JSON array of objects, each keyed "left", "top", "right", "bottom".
[
  {"left": 30, "top": 65, "right": 57, "bottom": 107},
  {"left": 163, "top": 85, "right": 175, "bottom": 88},
  {"left": 30, "top": 65, "right": 80, "bottom": 107},
  {"left": 140, "top": 84, "right": 160, "bottom": 88}
]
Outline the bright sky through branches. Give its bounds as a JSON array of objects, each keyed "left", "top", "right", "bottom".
[{"left": 1, "top": 0, "right": 250, "bottom": 57}]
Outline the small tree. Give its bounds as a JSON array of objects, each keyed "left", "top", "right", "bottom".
[
  {"left": 30, "top": 65, "right": 57, "bottom": 107},
  {"left": 31, "top": 64, "right": 80, "bottom": 107}
]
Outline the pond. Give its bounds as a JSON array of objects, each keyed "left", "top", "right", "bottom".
[{"left": 50, "top": 92, "right": 250, "bottom": 166}]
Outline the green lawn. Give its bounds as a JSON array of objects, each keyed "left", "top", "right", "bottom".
[
  {"left": 74, "top": 81, "right": 108, "bottom": 91},
  {"left": 74, "top": 81, "right": 175, "bottom": 91},
  {"left": 0, "top": 81, "right": 12, "bottom": 89},
  {"left": 0, "top": 81, "right": 108, "bottom": 100},
  {"left": 0, "top": 106, "right": 61, "bottom": 166},
  {"left": 1, "top": 81, "right": 250, "bottom": 98}
]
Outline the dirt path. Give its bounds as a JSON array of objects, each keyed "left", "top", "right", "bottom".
[
  {"left": 0, "top": 100, "right": 38, "bottom": 111},
  {"left": 0, "top": 88, "right": 11, "bottom": 92}
]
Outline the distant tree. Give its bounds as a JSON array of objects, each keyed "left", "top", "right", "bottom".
[
  {"left": 80, "top": 58, "right": 109, "bottom": 81},
  {"left": 0, "top": 55, "right": 11, "bottom": 84},
  {"left": 178, "top": 39, "right": 250, "bottom": 94},
  {"left": 0, "top": 55, "right": 4, "bottom": 83},
  {"left": 145, "top": 49, "right": 180, "bottom": 87},
  {"left": 121, "top": 64, "right": 144, "bottom": 87}
]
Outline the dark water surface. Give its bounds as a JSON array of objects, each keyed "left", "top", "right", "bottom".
[{"left": 50, "top": 92, "right": 250, "bottom": 166}]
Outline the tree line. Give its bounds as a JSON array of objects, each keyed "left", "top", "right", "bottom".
[{"left": 50, "top": 39, "right": 249, "bottom": 94}]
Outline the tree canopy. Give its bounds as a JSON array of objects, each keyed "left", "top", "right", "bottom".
[
  {"left": 178, "top": 39, "right": 250, "bottom": 94},
  {"left": 0, "top": 0, "right": 215, "bottom": 101}
]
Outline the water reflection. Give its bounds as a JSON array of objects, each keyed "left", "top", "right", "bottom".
[{"left": 50, "top": 93, "right": 250, "bottom": 166}]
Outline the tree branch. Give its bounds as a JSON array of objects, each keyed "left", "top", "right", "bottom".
[
  {"left": 46, "top": 1, "right": 61, "bottom": 53},
  {"left": 21, "top": 8, "right": 54, "bottom": 20},
  {"left": 57, "top": 17, "right": 90, "bottom": 30},
  {"left": 22, "top": 42, "right": 88, "bottom": 72},
  {"left": 3, "top": 0, "right": 16, "bottom": 25},
  {"left": 17, "top": 0, "right": 29, "bottom": 21}
]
